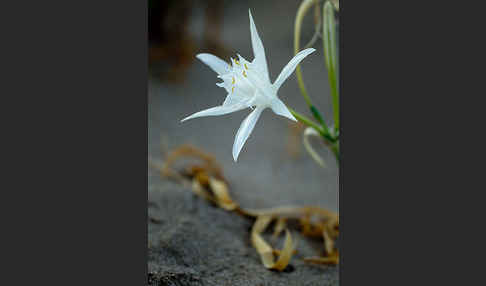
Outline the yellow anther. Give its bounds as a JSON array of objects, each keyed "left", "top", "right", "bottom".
[
  {"left": 242, "top": 70, "right": 247, "bottom": 77},
  {"left": 232, "top": 77, "right": 235, "bottom": 84},
  {"left": 235, "top": 59, "right": 240, "bottom": 65},
  {"left": 244, "top": 63, "right": 248, "bottom": 70}
]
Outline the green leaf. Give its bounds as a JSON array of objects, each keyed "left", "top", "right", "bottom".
[{"left": 323, "top": 1, "right": 339, "bottom": 131}]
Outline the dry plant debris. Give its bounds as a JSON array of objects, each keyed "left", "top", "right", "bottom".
[{"left": 149, "top": 144, "right": 339, "bottom": 270}]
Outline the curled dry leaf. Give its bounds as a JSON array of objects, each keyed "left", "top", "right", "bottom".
[
  {"left": 303, "top": 251, "right": 339, "bottom": 265},
  {"left": 322, "top": 228, "right": 334, "bottom": 255},
  {"left": 251, "top": 216, "right": 295, "bottom": 271},
  {"left": 208, "top": 177, "right": 238, "bottom": 211},
  {"left": 150, "top": 144, "right": 339, "bottom": 270},
  {"left": 272, "top": 218, "right": 287, "bottom": 239}
]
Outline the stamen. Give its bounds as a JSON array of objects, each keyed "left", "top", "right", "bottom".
[
  {"left": 244, "top": 63, "right": 248, "bottom": 70},
  {"left": 235, "top": 59, "right": 240, "bottom": 65},
  {"left": 232, "top": 77, "right": 235, "bottom": 84},
  {"left": 242, "top": 70, "right": 247, "bottom": 77},
  {"left": 232, "top": 86, "right": 235, "bottom": 93}
]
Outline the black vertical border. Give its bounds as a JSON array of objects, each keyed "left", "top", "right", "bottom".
[
  {"left": 2, "top": 0, "right": 148, "bottom": 284},
  {"left": 341, "top": 0, "right": 445, "bottom": 284}
]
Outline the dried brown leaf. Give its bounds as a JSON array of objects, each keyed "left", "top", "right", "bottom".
[
  {"left": 154, "top": 144, "right": 340, "bottom": 269},
  {"left": 251, "top": 216, "right": 296, "bottom": 271},
  {"left": 272, "top": 218, "right": 287, "bottom": 239},
  {"left": 303, "top": 252, "right": 339, "bottom": 265},
  {"left": 323, "top": 228, "right": 334, "bottom": 255},
  {"left": 208, "top": 177, "right": 238, "bottom": 211}
]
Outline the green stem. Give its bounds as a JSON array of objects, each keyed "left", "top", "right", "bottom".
[
  {"left": 295, "top": 0, "right": 335, "bottom": 134},
  {"left": 323, "top": 1, "right": 339, "bottom": 130},
  {"left": 330, "top": 142, "right": 339, "bottom": 163},
  {"left": 290, "top": 107, "right": 340, "bottom": 164},
  {"left": 289, "top": 108, "right": 323, "bottom": 134},
  {"left": 288, "top": 108, "right": 335, "bottom": 144},
  {"left": 294, "top": 0, "right": 319, "bottom": 108}
]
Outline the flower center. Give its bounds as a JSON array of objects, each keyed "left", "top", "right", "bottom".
[{"left": 230, "top": 57, "right": 252, "bottom": 95}]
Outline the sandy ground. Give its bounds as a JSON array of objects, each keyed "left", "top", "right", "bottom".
[{"left": 148, "top": 0, "right": 339, "bottom": 284}]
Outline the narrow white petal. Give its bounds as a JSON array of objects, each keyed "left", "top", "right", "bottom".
[
  {"left": 181, "top": 104, "right": 246, "bottom": 122},
  {"left": 248, "top": 10, "right": 269, "bottom": 81},
  {"left": 270, "top": 98, "right": 297, "bottom": 121},
  {"left": 232, "top": 107, "right": 264, "bottom": 161},
  {"left": 223, "top": 93, "right": 248, "bottom": 106},
  {"left": 272, "top": 48, "right": 316, "bottom": 91},
  {"left": 196, "top": 53, "right": 231, "bottom": 75}
]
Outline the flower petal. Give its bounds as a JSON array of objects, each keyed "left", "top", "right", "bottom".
[
  {"left": 232, "top": 107, "right": 264, "bottom": 161},
  {"left": 272, "top": 48, "right": 316, "bottom": 91},
  {"left": 223, "top": 92, "right": 253, "bottom": 107},
  {"left": 270, "top": 98, "right": 297, "bottom": 121},
  {"left": 248, "top": 10, "right": 269, "bottom": 81},
  {"left": 196, "top": 53, "right": 231, "bottom": 75},
  {"left": 181, "top": 104, "right": 246, "bottom": 122}
]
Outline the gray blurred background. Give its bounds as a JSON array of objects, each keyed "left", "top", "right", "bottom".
[{"left": 149, "top": 0, "right": 338, "bottom": 211}]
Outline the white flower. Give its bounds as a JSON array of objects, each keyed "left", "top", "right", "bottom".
[{"left": 182, "top": 10, "right": 315, "bottom": 161}]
